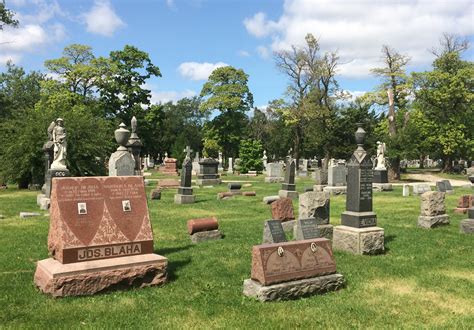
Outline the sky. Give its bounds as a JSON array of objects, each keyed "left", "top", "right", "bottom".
[{"left": 1, "top": 0, "right": 473, "bottom": 109}]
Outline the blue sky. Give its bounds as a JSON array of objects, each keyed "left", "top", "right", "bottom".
[{"left": 1, "top": 0, "right": 473, "bottom": 108}]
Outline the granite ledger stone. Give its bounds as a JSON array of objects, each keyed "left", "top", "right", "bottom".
[{"left": 34, "top": 176, "right": 167, "bottom": 296}]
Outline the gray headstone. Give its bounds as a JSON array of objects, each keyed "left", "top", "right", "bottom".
[
  {"left": 328, "top": 164, "right": 346, "bottom": 186},
  {"left": 262, "top": 220, "right": 287, "bottom": 244},
  {"left": 295, "top": 218, "right": 320, "bottom": 240}
]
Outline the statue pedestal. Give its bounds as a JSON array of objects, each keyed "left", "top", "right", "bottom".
[
  {"left": 44, "top": 168, "right": 70, "bottom": 198},
  {"left": 373, "top": 169, "right": 388, "bottom": 183}
]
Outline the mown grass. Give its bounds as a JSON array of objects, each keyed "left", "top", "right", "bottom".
[{"left": 0, "top": 172, "right": 473, "bottom": 328}]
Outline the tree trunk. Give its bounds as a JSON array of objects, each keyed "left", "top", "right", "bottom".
[
  {"left": 388, "top": 157, "right": 401, "bottom": 181},
  {"left": 419, "top": 155, "right": 425, "bottom": 169},
  {"left": 442, "top": 156, "right": 452, "bottom": 172}
]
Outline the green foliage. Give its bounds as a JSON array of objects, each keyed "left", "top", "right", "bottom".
[
  {"left": 199, "top": 66, "right": 253, "bottom": 158},
  {"left": 238, "top": 139, "right": 264, "bottom": 173},
  {"left": 100, "top": 45, "right": 161, "bottom": 122},
  {"left": 202, "top": 136, "right": 219, "bottom": 159},
  {"left": 412, "top": 51, "right": 474, "bottom": 167},
  {"left": 0, "top": 1, "right": 18, "bottom": 29}
]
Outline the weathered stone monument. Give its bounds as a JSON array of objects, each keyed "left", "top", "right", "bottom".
[
  {"left": 403, "top": 184, "right": 410, "bottom": 197},
  {"left": 460, "top": 207, "right": 474, "bottom": 234},
  {"left": 333, "top": 124, "right": 384, "bottom": 255},
  {"left": 265, "top": 162, "right": 284, "bottom": 183},
  {"left": 126, "top": 116, "right": 143, "bottom": 175},
  {"left": 196, "top": 158, "right": 221, "bottom": 185},
  {"left": 313, "top": 158, "right": 328, "bottom": 192},
  {"left": 109, "top": 123, "right": 135, "bottom": 176},
  {"left": 278, "top": 152, "right": 298, "bottom": 199},
  {"left": 192, "top": 152, "right": 200, "bottom": 175},
  {"left": 227, "top": 157, "right": 233, "bottom": 174},
  {"left": 174, "top": 146, "right": 195, "bottom": 204},
  {"left": 270, "top": 197, "right": 296, "bottom": 233},
  {"left": 417, "top": 191, "right": 450, "bottom": 228},
  {"left": 187, "top": 217, "right": 222, "bottom": 243},
  {"left": 34, "top": 176, "right": 167, "bottom": 297},
  {"left": 454, "top": 195, "right": 474, "bottom": 214},
  {"left": 218, "top": 151, "right": 224, "bottom": 173},
  {"left": 296, "top": 191, "right": 332, "bottom": 240},
  {"left": 324, "top": 160, "right": 347, "bottom": 195},
  {"left": 160, "top": 157, "right": 179, "bottom": 176},
  {"left": 412, "top": 183, "right": 431, "bottom": 195},
  {"left": 436, "top": 180, "right": 454, "bottom": 194},
  {"left": 372, "top": 141, "right": 392, "bottom": 191},
  {"left": 262, "top": 220, "right": 288, "bottom": 244},
  {"left": 38, "top": 118, "right": 71, "bottom": 210},
  {"left": 262, "top": 150, "right": 268, "bottom": 172},
  {"left": 242, "top": 237, "right": 344, "bottom": 301}
]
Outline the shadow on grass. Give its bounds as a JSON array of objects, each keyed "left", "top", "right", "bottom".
[
  {"left": 156, "top": 244, "right": 194, "bottom": 256},
  {"left": 166, "top": 258, "right": 192, "bottom": 283},
  {"left": 384, "top": 234, "right": 397, "bottom": 253}
]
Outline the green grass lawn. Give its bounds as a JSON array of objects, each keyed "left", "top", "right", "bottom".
[{"left": 0, "top": 173, "right": 473, "bottom": 328}]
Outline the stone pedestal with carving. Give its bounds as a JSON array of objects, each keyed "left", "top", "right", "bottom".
[
  {"left": 417, "top": 191, "right": 450, "bottom": 229},
  {"left": 109, "top": 123, "right": 135, "bottom": 177}
]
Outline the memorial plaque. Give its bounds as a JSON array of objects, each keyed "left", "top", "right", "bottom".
[
  {"left": 346, "top": 156, "right": 373, "bottom": 213},
  {"left": 48, "top": 176, "right": 154, "bottom": 264},
  {"left": 251, "top": 238, "right": 336, "bottom": 285},
  {"left": 264, "top": 220, "right": 287, "bottom": 243},
  {"left": 296, "top": 218, "right": 320, "bottom": 240}
]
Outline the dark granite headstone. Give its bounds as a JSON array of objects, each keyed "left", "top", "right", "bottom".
[
  {"left": 442, "top": 180, "right": 453, "bottom": 191},
  {"left": 341, "top": 124, "right": 377, "bottom": 228},
  {"left": 263, "top": 220, "right": 287, "bottom": 243},
  {"left": 436, "top": 181, "right": 447, "bottom": 192},
  {"left": 178, "top": 156, "right": 193, "bottom": 195},
  {"left": 373, "top": 169, "right": 388, "bottom": 183},
  {"left": 281, "top": 158, "right": 296, "bottom": 191}
]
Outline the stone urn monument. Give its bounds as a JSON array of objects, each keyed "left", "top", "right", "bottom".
[{"left": 109, "top": 123, "right": 135, "bottom": 176}]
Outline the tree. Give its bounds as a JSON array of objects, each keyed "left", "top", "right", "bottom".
[
  {"left": 274, "top": 33, "right": 339, "bottom": 163},
  {"left": 412, "top": 50, "right": 474, "bottom": 171},
  {"left": 99, "top": 45, "right": 161, "bottom": 122},
  {"left": 199, "top": 66, "right": 253, "bottom": 159},
  {"left": 238, "top": 139, "right": 264, "bottom": 173},
  {"left": 44, "top": 44, "right": 102, "bottom": 97},
  {"left": 368, "top": 45, "right": 411, "bottom": 180},
  {"left": 0, "top": 1, "right": 18, "bottom": 30}
]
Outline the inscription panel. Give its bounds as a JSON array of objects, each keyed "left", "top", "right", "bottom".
[
  {"left": 251, "top": 238, "right": 336, "bottom": 285},
  {"left": 298, "top": 218, "right": 320, "bottom": 240},
  {"left": 265, "top": 220, "right": 287, "bottom": 243}
]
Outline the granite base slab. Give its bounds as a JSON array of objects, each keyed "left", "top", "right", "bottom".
[
  {"left": 460, "top": 219, "right": 474, "bottom": 234},
  {"left": 278, "top": 190, "right": 299, "bottom": 200},
  {"left": 333, "top": 225, "right": 384, "bottom": 255},
  {"left": 323, "top": 186, "right": 347, "bottom": 195},
  {"left": 196, "top": 179, "right": 221, "bottom": 186},
  {"left": 417, "top": 214, "right": 450, "bottom": 228},
  {"left": 242, "top": 273, "right": 344, "bottom": 302},
  {"left": 373, "top": 183, "right": 393, "bottom": 192},
  {"left": 174, "top": 194, "right": 195, "bottom": 204},
  {"left": 34, "top": 254, "right": 167, "bottom": 297},
  {"left": 190, "top": 230, "right": 222, "bottom": 243}
]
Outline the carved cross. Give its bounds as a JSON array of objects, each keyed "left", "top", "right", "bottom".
[{"left": 184, "top": 146, "right": 193, "bottom": 159}]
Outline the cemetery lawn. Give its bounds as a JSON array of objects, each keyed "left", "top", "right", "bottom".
[{"left": 1, "top": 175, "right": 473, "bottom": 328}]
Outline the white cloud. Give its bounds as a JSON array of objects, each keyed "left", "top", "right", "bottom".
[
  {"left": 243, "top": 0, "right": 474, "bottom": 78},
  {"left": 256, "top": 45, "right": 270, "bottom": 59},
  {"left": 0, "top": 1, "right": 66, "bottom": 66},
  {"left": 83, "top": 0, "right": 125, "bottom": 37},
  {"left": 150, "top": 89, "right": 197, "bottom": 104},
  {"left": 178, "top": 61, "right": 228, "bottom": 80},
  {"left": 0, "top": 23, "right": 65, "bottom": 65},
  {"left": 238, "top": 50, "right": 250, "bottom": 57},
  {"left": 165, "top": 0, "right": 175, "bottom": 8}
]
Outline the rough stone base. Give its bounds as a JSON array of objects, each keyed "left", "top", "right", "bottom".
[
  {"left": 174, "top": 194, "right": 195, "bottom": 204},
  {"left": 278, "top": 190, "right": 299, "bottom": 200},
  {"left": 196, "top": 179, "right": 221, "bottom": 186},
  {"left": 264, "top": 177, "right": 284, "bottom": 183},
  {"left": 373, "top": 183, "right": 393, "bottom": 192},
  {"left": 242, "top": 273, "right": 344, "bottom": 302},
  {"left": 417, "top": 214, "right": 450, "bottom": 229},
  {"left": 37, "top": 194, "right": 51, "bottom": 210},
  {"left": 34, "top": 254, "right": 167, "bottom": 297},
  {"left": 333, "top": 225, "right": 384, "bottom": 255},
  {"left": 460, "top": 219, "right": 474, "bottom": 234},
  {"left": 190, "top": 230, "right": 222, "bottom": 243},
  {"left": 323, "top": 186, "right": 347, "bottom": 195}
]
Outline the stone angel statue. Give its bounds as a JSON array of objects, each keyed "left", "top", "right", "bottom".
[
  {"left": 375, "top": 141, "right": 386, "bottom": 170},
  {"left": 50, "top": 118, "right": 67, "bottom": 169}
]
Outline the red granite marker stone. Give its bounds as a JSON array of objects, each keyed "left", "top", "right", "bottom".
[
  {"left": 251, "top": 238, "right": 336, "bottom": 286},
  {"left": 271, "top": 197, "right": 295, "bottom": 222},
  {"left": 187, "top": 217, "right": 218, "bottom": 235},
  {"left": 454, "top": 195, "right": 474, "bottom": 214}
]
